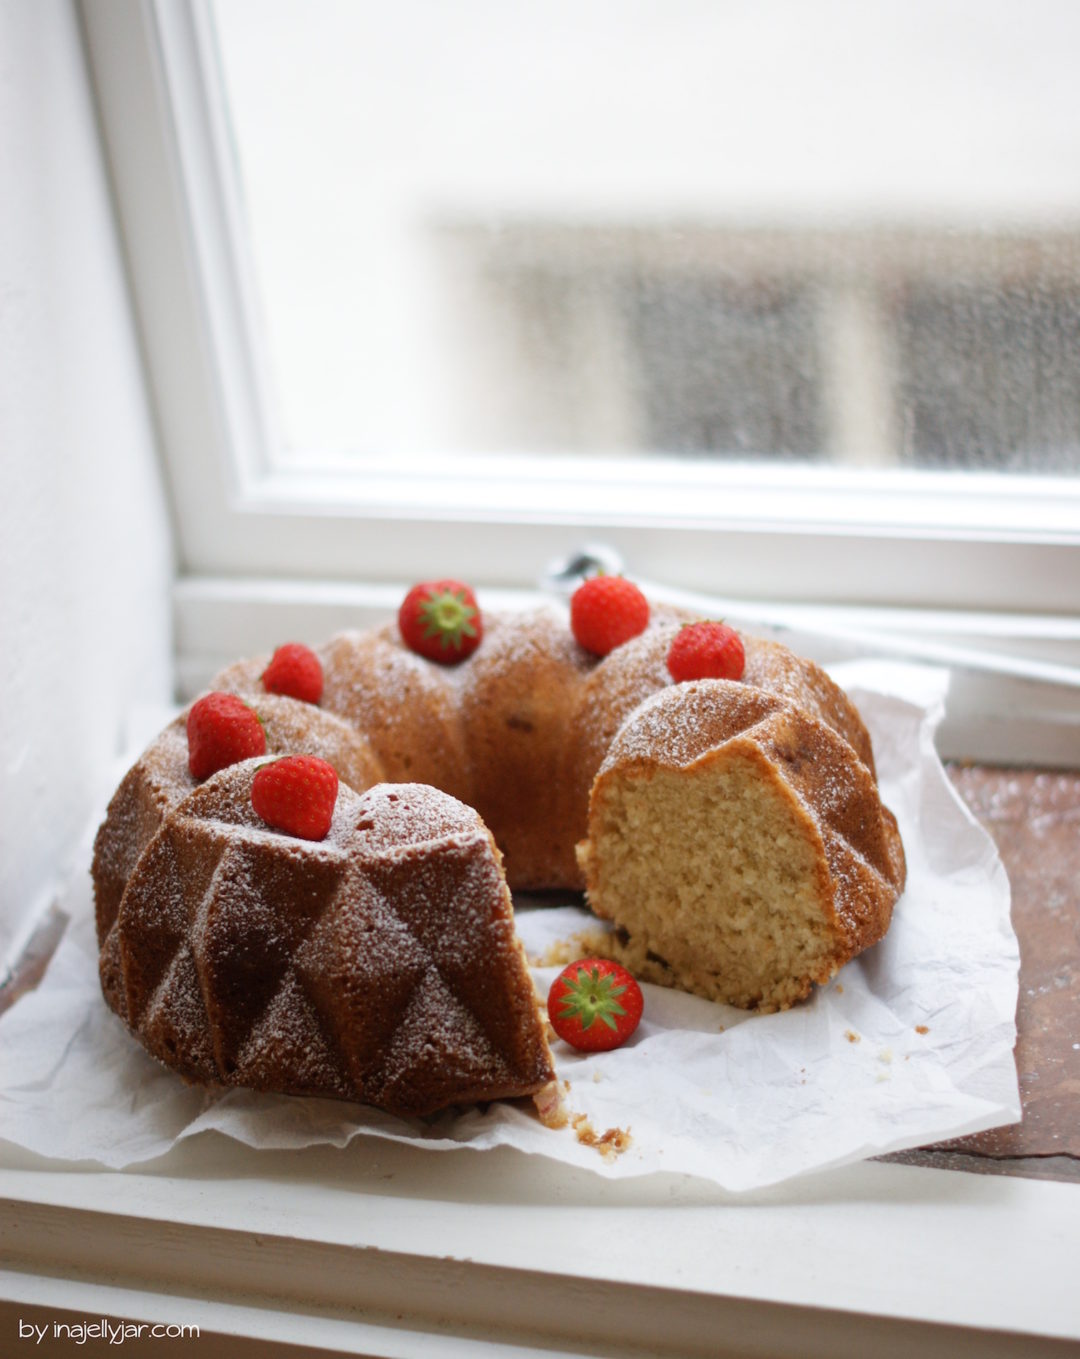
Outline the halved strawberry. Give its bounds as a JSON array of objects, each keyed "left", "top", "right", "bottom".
[
  {"left": 262, "top": 642, "right": 323, "bottom": 704},
  {"left": 251, "top": 755, "right": 339, "bottom": 841},
  {"left": 187, "top": 692, "right": 266, "bottom": 780},
  {"left": 398, "top": 579, "right": 482, "bottom": 664},
  {"left": 547, "top": 959, "right": 644, "bottom": 1052},
  {"left": 569, "top": 576, "right": 650, "bottom": 657}
]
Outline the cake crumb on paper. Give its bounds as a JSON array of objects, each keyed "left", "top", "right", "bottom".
[{"left": 571, "top": 1112, "right": 633, "bottom": 1161}]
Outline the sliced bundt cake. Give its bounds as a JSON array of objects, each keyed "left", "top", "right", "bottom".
[
  {"left": 577, "top": 680, "right": 905, "bottom": 1011},
  {"left": 101, "top": 763, "right": 556, "bottom": 1116}
]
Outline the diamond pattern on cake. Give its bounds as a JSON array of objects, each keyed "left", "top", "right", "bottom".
[
  {"left": 368, "top": 965, "right": 516, "bottom": 1112},
  {"left": 120, "top": 829, "right": 226, "bottom": 1026},
  {"left": 191, "top": 837, "right": 346, "bottom": 1070},
  {"left": 293, "top": 865, "right": 432, "bottom": 1087},
  {"left": 108, "top": 763, "right": 554, "bottom": 1114},
  {"left": 362, "top": 841, "right": 540, "bottom": 1078},
  {"left": 236, "top": 965, "right": 351, "bottom": 1097},
  {"left": 139, "top": 943, "right": 216, "bottom": 1078}
]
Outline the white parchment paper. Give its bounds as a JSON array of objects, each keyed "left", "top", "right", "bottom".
[{"left": 0, "top": 664, "right": 1021, "bottom": 1190}]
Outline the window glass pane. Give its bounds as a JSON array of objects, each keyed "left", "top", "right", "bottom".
[
  {"left": 896, "top": 279, "right": 1080, "bottom": 472},
  {"left": 209, "top": 0, "right": 1080, "bottom": 474}
]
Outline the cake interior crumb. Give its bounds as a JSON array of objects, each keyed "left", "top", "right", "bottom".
[{"left": 588, "top": 757, "right": 837, "bottom": 1010}]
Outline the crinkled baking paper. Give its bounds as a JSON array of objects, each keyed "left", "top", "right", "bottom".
[{"left": 0, "top": 663, "right": 1020, "bottom": 1190}]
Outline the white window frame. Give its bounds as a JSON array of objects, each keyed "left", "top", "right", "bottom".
[
  {"left": 80, "top": 0, "right": 1080, "bottom": 607},
  {"left": 77, "top": 0, "right": 1080, "bottom": 769}
]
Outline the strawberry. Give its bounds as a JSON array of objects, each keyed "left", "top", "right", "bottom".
[
  {"left": 398, "top": 579, "right": 482, "bottom": 664},
  {"left": 666, "top": 620, "right": 745, "bottom": 683},
  {"left": 569, "top": 576, "right": 650, "bottom": 656},
  {"left": 262, "top": 642, "right": 323, "bottom": 704},
  {"left": 251, "top": 755, "right": 339, "bottom": 841},
  {"left": 187, "top": 692, "right": 266, "bottom": 780},
  {"left": 547, "top": 959, "right": 643, "bottom": 1052}
]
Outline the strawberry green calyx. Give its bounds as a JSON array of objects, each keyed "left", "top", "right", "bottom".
[
  {"left": 399, "top": 578, "right": 484, "bottom": 664},
  {"left": 418, "top": 586, "right": 479, "bottom": 652},
  {"left": 557, "top": 966, "right": 628, "bottom": 1032},
  {"left": 547, "top": 957, "right": 644, "bottom": 1051}
]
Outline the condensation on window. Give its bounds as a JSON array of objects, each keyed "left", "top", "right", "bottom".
[{"left": 210, "top": 0, "right": 1080, "bottom": 474}]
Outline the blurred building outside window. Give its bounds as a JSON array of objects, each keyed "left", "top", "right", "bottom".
[{"left": 207, "top": 0, "right": 1080, "bottom": 480}]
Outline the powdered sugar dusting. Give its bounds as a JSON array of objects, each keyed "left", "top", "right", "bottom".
[
  {"left": 351, "top": 782, "right": 487, "bottom": 854},
  {"left": 316, "top": 628, "right": 471, "bottom": 798},
  {"left": 106, "top": 758, "right": 554, "bottom": 1115},
  {"left": 743, "top": 637, "right": 876, "bottom": 773},
  {"left": 599, "top": 680, "right": 782, "bottom": 772},
  {"left": 370, "top": 968, "right": 511, "bottom": 1107},
  {"left": 237, "top": 966, "right": 352, "bottom": 1097},
  {"left": 96, "top": 601, "right": 902, "bottom": 1114},
  {"left": 93, "top": 695, "right": 386, "bottom": 945}
]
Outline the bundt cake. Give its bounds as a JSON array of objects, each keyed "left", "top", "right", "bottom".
[
  {"left": 577, "top": 681, "right": 906, "bottom": 1011},
  {"left": 211, "top": 606, "right": 880, "bottom": 892},
  {"left": 99, "top": 762, "right": 556, "bottom": 1116},
  {"left": 92, "top": 586, "right": 906, "bottom": 1113}
]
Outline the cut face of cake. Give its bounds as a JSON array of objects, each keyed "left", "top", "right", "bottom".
[
  {"left": 577, "top": 680, "right": 906, "bottom": 1012},
  {"left": 101, "top": 763, "right": 556, "bottom": 1117}
]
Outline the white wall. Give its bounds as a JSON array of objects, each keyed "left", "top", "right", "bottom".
[{"left": 0, "top": 0, "right": 175, "bottom": 962}]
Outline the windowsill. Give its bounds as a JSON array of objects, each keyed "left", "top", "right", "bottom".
[
  {"left": 2, "top": 756, "right": 1079, "bottom": 1354},
  {"left": 2, "top": 1146, "right": 1078, "bottom": 1357}
]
